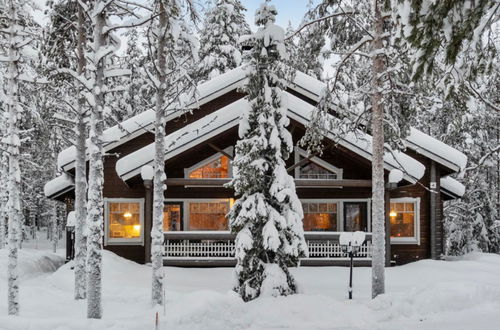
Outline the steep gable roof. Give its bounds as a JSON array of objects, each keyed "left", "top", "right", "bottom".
[
  {"left": 57, "top": 67, "right": 248, "bottom": 172},
  {"left": 116, "top": 92, "right": 426, "bottom": 183}
]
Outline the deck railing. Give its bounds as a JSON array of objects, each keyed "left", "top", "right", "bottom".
[{"left": 163, "top": 231, "right": 372, "bottom": 260}]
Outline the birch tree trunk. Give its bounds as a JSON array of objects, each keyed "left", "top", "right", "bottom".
[
  {"left": 0, "top": 152, "right": 7, "bottom": 249},
  {"left": 6, "top": 0, "right": 22, "bottom": 315},
  {"left": 370, "top": 0, "right": 386, "bottom": 298},
  {"left": 86, "top": 1, "right": 106, "bottom": 319},
  {"left": 74, "top": 0, "right": 88, "bottom": 301},
  {"left": 151, "top": 0, "right": 167, "bottom": 307}
]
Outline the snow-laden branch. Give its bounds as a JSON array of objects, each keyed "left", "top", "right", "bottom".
[{"left": 285, "top": 9, "right": 356, "bottom": 41}]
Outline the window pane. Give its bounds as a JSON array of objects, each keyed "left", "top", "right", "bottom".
[
  {"left": 163, "top": 204, "right": 181, "bottom": 231},
  {"left": 302, "top": 202, "right": 338, "bottom": 231},
  {"left": 189, "top": 201, "right": 229, "bottom": 230},
  {"left": 108, "top": 202, "right": 141, "bottom": 239},
  {"left": 298, "top": 160, "right": 337, "bottom": 180},
  {"left": 390, "top": 202, "right": 416, "bottom": 238},
  {"left": 189, "top": 155, "right": 230, "bottom": 179}
]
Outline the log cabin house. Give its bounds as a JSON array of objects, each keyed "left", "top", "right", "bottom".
[{"left": 44, "top": 66, "right": 467, "bottom": 267}]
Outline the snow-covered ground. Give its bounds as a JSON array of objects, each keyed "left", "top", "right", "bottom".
[{"left": 1, "top": 249, "right": 500, "bottom": 330}]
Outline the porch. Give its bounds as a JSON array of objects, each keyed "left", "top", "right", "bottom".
[{"left": 163, "top": 231, "right": 373, "bottom": 267}]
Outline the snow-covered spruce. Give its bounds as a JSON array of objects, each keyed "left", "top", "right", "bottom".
[
  {"left": 228, "top": 2, "right": 307, "bottom": 302},
  {"left": 198, "top": 0, "right": 250, "bottom": 81}
]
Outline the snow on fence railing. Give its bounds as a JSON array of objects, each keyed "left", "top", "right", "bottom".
[{"left": 163, "top": 231, "right": 372, "bottom": 259}]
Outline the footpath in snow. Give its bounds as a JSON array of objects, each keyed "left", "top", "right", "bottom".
[{"left": 1, "top": 250, "right": 500, "bottom": 330}]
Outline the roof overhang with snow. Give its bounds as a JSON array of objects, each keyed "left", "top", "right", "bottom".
[
  {"left": 440, "top": 176, "right": 466, "bottom": 199},
  {"left": 116, "top": 92, "right": 426, "bottom": 183},
  {"left": 44, "top": 173, "right": 74, "bottom": 199}
]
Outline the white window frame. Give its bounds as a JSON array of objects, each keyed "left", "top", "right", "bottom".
[
  {"left": 104, "top": 198, "right": 145, "bottom": 246},
  {"left": 184, "top": 147, "right": 233, "bottom": 180},
  {"left": 165, "top": 198, "right": 232, "bottom": 232},
  {"left": 300, "top": 198, "right": 371, "bottom": 232},
  {"left": 389, "top": 197, "right": 420, "bottom": 245},
  {"left": 294, "top": 147, "right": 343, "bottom": 181}
]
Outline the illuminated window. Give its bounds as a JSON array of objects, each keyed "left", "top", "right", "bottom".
[
  {"left": 390, "top": 198, "right": 420, "bottom": 244},
  {"left": 188, "top": 155, "right": 230, "bottom": 179},
  {"left": 188, "top": 201, "right": 229, "bottom": 230},
  {"left": 294, "top": 147, "right": 342, "bottom": 181},
  {"left": 105, "top": 199, "right": 144, "bottom": 245},
  {"left": 163, "top": 203, "right": 182, "bottom": 231},
  {"left": 302, "top": 202, "right": 338, "bottom": 231}
]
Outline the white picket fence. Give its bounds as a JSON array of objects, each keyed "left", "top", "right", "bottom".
[{"left": 163, "top": 239, "right": 372, "bottom": 259}]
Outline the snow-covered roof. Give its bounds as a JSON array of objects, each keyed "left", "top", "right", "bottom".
[
  {"left": 44, "top": 173, "right": 74, "bottom": 198},
  {"left": 440, "top": 176, "right": 466, "bottom": 198},
  {"left": 58, "top": 109, "right": 155, "bottom": 171},
  {"left": 116, "top": 98, "right": 248, "bottom": 181},
  {"left": 56, "top": 64, "right": 465, "bottom": 175},
  {"left": 116, "top": 92, "right": 425, "bottom": 183},
  {"left": 288, "top": 70, "right": 468, "bottom": 173},
  {"left": 57, "top": 66, "right": 248, "bottom": 172},
  {"left": 406, "top": 129, "right": 468, "bottom": 173}
]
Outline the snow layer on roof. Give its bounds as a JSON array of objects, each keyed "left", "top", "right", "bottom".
[
  {"left": 116, "top": 98, "right": 248, "bottom": 179},
  {"left": 57, "top": 109, "right": 155, "bottom": 170},
  {"left": 117, "top": 93, "right": 425, "bottom": 183},
  {"left": 407, "top": 128, "right": 468, "bottom": 171},
  {"left": 285, "top": 93, "right": 426, "bottom": 182},
  {"left": 44, "top": 173, "right": 74, "bottom": 198},
  {"left": 289, "top": 70, "right": 466, "bottom": 174},
  {"left": 57, "top": 67, "right": 248, "bottom": 172},
  {"left": 440, "top": 176, "right": 466, "bottom": 197}
]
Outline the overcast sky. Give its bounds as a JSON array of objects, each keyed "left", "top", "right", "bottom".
[{"left": 241, "top": 0, "right": 317, "bottom": 30}]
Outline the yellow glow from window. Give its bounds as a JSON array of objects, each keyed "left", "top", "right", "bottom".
[
  {"left": 133, "top": 224, "right": 141, "bottom": 231},
  {"left": 124, "top": 212, "right": 132, "bottom": 218},
  {"left": 389, "top": 210, "right": 397, "bottom": 217}
]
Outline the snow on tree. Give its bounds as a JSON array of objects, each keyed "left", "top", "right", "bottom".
[
  {"left": 228, "top": 1, "right": 307, "bottom": 302},
  {"left": 197, "top": 0, "right": 250, "bottom": 81},
  {"left": 147, "top": 0, "right": 199, "bottom": 307},
  {"left": 0, "top": 109, "right": 7, "bottom": 250},
  {"left": 0, "top": 0, "right": 42, "bottom": 315},
  {"left": 44, "top": 0, "right": 90, "bottom": 301}
]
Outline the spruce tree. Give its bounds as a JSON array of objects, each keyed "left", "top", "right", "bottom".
[
  {"left": 228, "top": 1, "right": 307, "bottom": 302},
  {"left": 198, "top": 0, "right": 250, "bottom": 81}
]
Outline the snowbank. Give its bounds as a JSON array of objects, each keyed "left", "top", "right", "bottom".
[
  {"left": 1, "top": 250, "right": 499, "bottom": 329},
  {"left": 0, "top": 249, "right": 64, "bottom": 281}
]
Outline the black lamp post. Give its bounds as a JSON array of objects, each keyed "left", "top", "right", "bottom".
[{"left": 340, "top": 231, "right": 366, "bottom": 300}]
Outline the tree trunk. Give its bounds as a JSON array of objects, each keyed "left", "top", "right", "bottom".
[
  {"left": 0, "top": 152, "right": 7, "bottom": 249},
  {"left": 151, "top": 0, "right": 167, "bottom": 307},
  {"left": 86, "top": 2, "right": 106, "bottom": 319},
  {"left": 370, "top": 0, "right": 386, "bottom": 299},
  {"left": 6, "top": 0, "right": 21, "bottom": 315},
  {"left": 74, "top": 0, "right": 88, "bottom": 301}
]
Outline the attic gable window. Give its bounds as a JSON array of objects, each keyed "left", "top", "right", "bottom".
[
  {"left": 294, "top": 147, "right": 343, "bottom": 180},
  {"left": 185, "top": 147, "right": 233, "bottom": 179}
]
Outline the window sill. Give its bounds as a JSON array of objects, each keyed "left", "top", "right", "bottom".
[
  {"left": 390, "top": 238, "right": 420, "bottom": 245},
  {"left": 105, "top": 239, "right": 144, "bottom": 246}
]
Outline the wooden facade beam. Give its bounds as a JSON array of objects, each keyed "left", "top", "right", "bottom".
[
  {"left": 164, "top": 178, "right": 372, "bottom": 187},
  {"left": 208, "top": 143, "right": 234, "bottom": 160},
  {"left": 286, "top": 152, "right": 319, "bottom": 173}
]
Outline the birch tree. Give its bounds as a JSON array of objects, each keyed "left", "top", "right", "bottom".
[
  {"left": 148, "top": 0, "right": 199, "bottom": 307},
  {"left": 228, "top": 2, "right": 307, "bottom": 302},
  {"left": 0, "top": 0, "right": 40, "bottom": 315}
]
